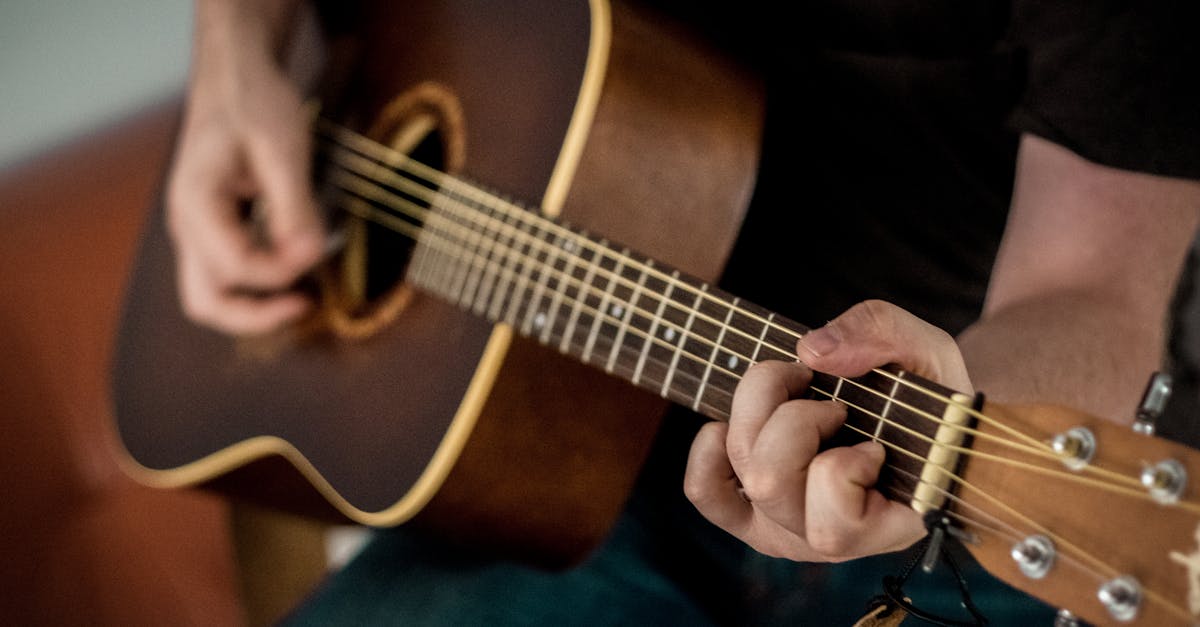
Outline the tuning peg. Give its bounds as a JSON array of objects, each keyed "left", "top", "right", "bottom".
[
  {"left": 1141, "top": 458, "right": 1187, "bottom": 504},
  {"left": 1097, "top": 575, "right": 1142, "bottom": 622},
  {"left": 1053, "top": 608, "right": 1080, "bottom": 627},
  {"left": 1133, "top": 371, "right": 1173, "bottom": 435}
]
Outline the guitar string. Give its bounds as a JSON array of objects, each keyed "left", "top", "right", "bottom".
[
  {"left": 843, "top": 397, "right": 1188, "bottom": 620},
  {"left": 316, "top": 120, "right": 1050, "bottom": 454},
  {"left": 838, "top": 411, "right": 1124, "bottom": 585},
  {"left": 330, "top": 186, "right": 1178, "bottom": 510},
  {"left": 328, "top": 178, "right": 1066, "bottom": 466},
  {"left": 895, "top": 483, "right": 1120, "bottom": 598},
  {"left": 331, "top": 190, "right": 1194, "bottom": 615},
  {"left": 809, "top": 387, "right": 1194, "bottom": 511},
  {"left": 316, "top": 125, "right": 1193, "bottom": 617},
  {"left": 323, "top": 155, "right": 1161, "bottom": 494},
  {"left": 323, "top": 155, "right": 1148, "bottom": 493}
]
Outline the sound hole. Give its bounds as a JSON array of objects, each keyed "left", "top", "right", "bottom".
[{"left": 320, "top": 83, "right": 466, "bottom": 339}]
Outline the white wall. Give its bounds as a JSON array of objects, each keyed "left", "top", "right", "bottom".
[{"left": 0, "top": 1, "right": 192, "bottom": 168}]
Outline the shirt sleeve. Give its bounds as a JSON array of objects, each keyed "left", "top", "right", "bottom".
[{"left": 1007, "top": 1, "right": 1200, "bottom": 179}]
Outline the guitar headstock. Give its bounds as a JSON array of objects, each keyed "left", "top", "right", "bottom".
[{"left": 949, "top": 398, "right": 1200, "bottom": 626}]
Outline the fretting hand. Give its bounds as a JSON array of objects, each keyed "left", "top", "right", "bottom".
[{"left": 684, "top": 300, "right": 973, "bottom": 562}]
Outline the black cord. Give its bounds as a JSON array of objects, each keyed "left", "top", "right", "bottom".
[{"left": 872, "top": 514, "right": 988, "bottom": 626}]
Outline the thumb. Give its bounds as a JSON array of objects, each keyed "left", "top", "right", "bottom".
[{"left": 796, "top": 300, "right": 972, "bottom": 392}]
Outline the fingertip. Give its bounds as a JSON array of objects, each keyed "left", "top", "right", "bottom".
[{"left": 853, "top": 440, "right": 887, "bottom": 466}]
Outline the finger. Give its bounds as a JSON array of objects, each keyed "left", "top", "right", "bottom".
[
  {"left": 796, "top": 299, "right": 972, "bottom": 392},
  {"left": 804, "top": 441, "right": 925, "bottom": 560},
  {"left": 734, "top": 399, "right": 846, "bottom": 535},
  {"left": 176, "top": 248, "right": 314, "bottom": 335},
  {"left": 244, "top": 87, "right": 325, "bottom": 268},
  {"left": 725, "top": 360, "right": 811, "bottom": 465},
  {"left": 684, "top": 421, "right": 753, "bottom": 534},
  {"left": 685, "top": 421, "right": 829, "bottom": 563}
]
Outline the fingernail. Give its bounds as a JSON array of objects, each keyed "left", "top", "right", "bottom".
[{"left": 800, "top": 323, "right": 841, "bottom": 357}]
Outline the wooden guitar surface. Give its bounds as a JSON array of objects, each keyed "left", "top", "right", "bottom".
[{"left": 112, "top": 0, "right": 764, "bottom": 566}]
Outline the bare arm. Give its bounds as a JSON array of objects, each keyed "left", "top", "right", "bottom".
[
  {"left": 685, "top": 134, "right": 1200, "bottom": 562},
  {"left": 959, "top": 134, "right": 1200, "bottom": 423}
]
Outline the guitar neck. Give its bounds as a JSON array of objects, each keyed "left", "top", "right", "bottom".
[{"left": 393, "top": 182, "right": 964, "bottom": 504}]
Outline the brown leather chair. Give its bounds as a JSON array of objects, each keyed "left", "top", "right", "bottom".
[{"left": 0, "top": 101, "right": 246, "bottom": 626}]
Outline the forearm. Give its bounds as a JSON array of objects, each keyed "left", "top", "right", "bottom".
[
  {"left": 958, "top": 291, "right": 1167, "bottom": 425},
  {"left": 956, "top": 134, "right": 1200, "bottom": 425}
]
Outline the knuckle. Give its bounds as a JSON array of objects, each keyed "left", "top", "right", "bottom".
[
  {"left": 806, "top": 524, "right": 855, "bottom": 559},
  {"left": 852, "top": 299, "right": 897, "bottom": 339},
  {"left": 738, "top": 467, "right": 787, "bottom": 504}
]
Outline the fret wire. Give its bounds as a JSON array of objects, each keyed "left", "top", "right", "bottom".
[
  {"left": 447, "top": 202, "right": 483, "bottom": 304},
  {"left": 540, "top": 231, "right": 584, "bottom": 344},
  {"left": 430, "top": 206, "right": 460, "bottom": 301},
  {"left": 634, "top": 270, "right": 678, "bottom": 386},
  {"left": 749, "top": 312, "right": 775, "bottom": 365},
  {"left": 875, "top": 376, "right": 902, "bottom": 441},
  {"left": 484, "top": 206, "right": 522, "bottom": 323},
  {"left": 559, "top": 237, "right": 605, "bottom": 355},
  {"left": 694, "top": 297, "right": 739, "bottom": 413},
  {"left": 455, "top": 198, "right": 493, "bottom": 310},
  {"left": 502, "top": 211, "right": 539, "bottom": 326},
  {"left": 662, "top": 283, "right": 708, "bottom": 399},
  {"left": 582, "top": 247, "right": 627, "bottom": 364},
  {"left": 607, "top": 258, "right": 651, "bottom": 374},
  {"left": 465, "top": 196, "right": 506, "bottom": 317},
  {"left": 520, "top": 221, "right": 562, "bottom": 336}
]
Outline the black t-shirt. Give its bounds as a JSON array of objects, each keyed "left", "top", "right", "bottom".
[
  {"left": 641, "top": 0, "right": 1200, "bottom": 334},
  {"left": 627, "top": 2, "right": 1200, "bottom": 623}
]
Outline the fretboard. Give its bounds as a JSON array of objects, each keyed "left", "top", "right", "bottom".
[{"left": 328, "top": 150, "right": 969, "bottom": 506}]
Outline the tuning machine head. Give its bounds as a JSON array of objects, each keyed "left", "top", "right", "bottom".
[{"left": 1134, "top": 371, "right": 1173, "bottom": 435}]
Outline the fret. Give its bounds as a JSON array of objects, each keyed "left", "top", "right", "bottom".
[
  {"left": 520, "top": 220, "right": 563, "bottom": 336},
  {"left": 875, "top": 377, "right": 902, "bottom": 441},
  {"left": 558, "top": 238, "right": 605, "bottom": 354},
  {"left": 750, "top": 312, "right": 775, "bottom": 364},
  {"left": 428, "top": 203, "right": 462, "bottom": 298},
  {"left": 539, "top": 230, "right": 584, "bottom": 344},
  {"left": 661, "top": 281, "right": 707, "bottom": 402},
  {"left": 581, "top": 248, "right": 628, "bottom": 364},
  {"left": 407, "top": 202, "right": 441, "bottom": 292},
  {"left": 502, "top": 212, "right": 542, "bottom": 327},
  {"left": 632, "top": 270, "right": 677, "bottom": 387},
  {"left": 693, "top": 297, "right": 738, "bottom": 412},
  {"left": 447, "top": 202, "right": 487, "bottom": 305},
  {"left": 484, "top": 207, "right": 523, "bottom": 323},
  {"left": 606, "top": 258, "right": 652, "bottom": 374},
  {"left": 467, "top": 200, "right": 509, "bottom": 317},
  {"left": 758, "top": 320, "right": 801, "bottom": 363}
]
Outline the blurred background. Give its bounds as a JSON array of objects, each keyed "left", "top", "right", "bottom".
[{"left": 0, "top": 1, "right": 190, "bottom": 168}]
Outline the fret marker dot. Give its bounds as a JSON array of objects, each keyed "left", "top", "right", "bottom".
[
  {"left": 727, "top": 355, "right": 739, "bottom": 370},
  {"left": 663, "top": 328, "right": 677, "bottom": 342},
  {"left": 533, "top": 312, "right": 547, "bottom": 330},
  {"left": 611, "top": 304, "right": 624, "bottom": 318}
]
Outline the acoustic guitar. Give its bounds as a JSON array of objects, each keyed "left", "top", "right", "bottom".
[{"left": 112, "top": 1, "right": 1200, "bottom": 625}]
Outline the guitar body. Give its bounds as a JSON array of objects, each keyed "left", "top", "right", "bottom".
[{"left": 113, "top": 0, "right": 763, "bottom": 566}]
